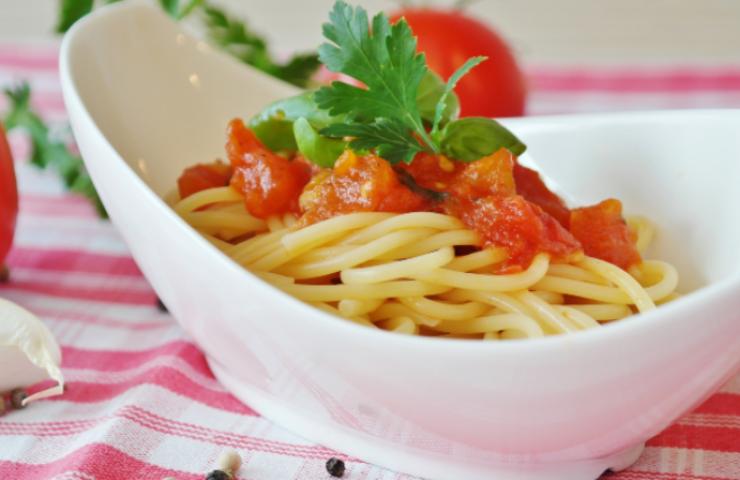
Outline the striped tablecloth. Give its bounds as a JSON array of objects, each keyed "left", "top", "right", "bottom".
[{"left": 1, "top": 44, "right": 739, "bottom": 480}]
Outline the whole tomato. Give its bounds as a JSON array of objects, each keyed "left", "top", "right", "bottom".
[
  {"left": 0, "top": 124, "right": 18, "bottom": 269},
  {"left": 390, "top": 8, "right": 526, "bottom": 118}
]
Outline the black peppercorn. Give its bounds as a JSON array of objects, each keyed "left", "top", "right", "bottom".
[
  {"left": 0, "top": 265, "right": 9, "bottom": 283},
  {"left": 204, "top": 470, "right": 230, "bottom": 480},
  {"left": 325, "top": 457, "right": 345, "bottom": 477},
  {"left": 10, "top": 389, "right": 27, "bottom": 409},
  {"left": 156, "top": 296, "right": 168, "bottom": 312}
]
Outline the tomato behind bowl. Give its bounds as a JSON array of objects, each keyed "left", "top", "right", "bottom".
[
  {"left": 390, "top": 8, "right": 526, "bottom": 118},
  {"left": 0, "top": 124, "right": 18, "bottom": 268}
]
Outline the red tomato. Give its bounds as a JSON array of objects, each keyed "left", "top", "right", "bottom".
[
  {"left": 390, "top": 8, "right": 526, "bottom": 117},
  {"left": 177, "top": 162, "right": 233, "bottom": 199},
  {"left": 513, "top": 162, "right": 571, "bottom": 227},
  {"left": 446, "top": 195, "right": 581, "bottom": 272},
  {"left": 0, "top": 124, "right": 18, "bottom": 268},
  {"left": 227, "top": 119, "right": 311, "bottom": 219},
  {"left": 570, "top": 199, "right": 641, "bottom": 270},
  {"left": 299, "top": 150, "right": 427, "bottom": 225}
]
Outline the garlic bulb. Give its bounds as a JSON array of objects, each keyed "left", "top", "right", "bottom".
[{"left": 0, "top": 298, "right": 64, "bottom": 405}]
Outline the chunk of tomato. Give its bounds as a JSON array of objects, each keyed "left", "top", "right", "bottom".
[
  {"left": 513, "top": 162, "right": 571, "bottom": 228},
  {"left": 569, "top": 199, "right": 641, "bottom": 269},
  {"left": 449, "top": 148, "right": 516, "bottom": 200},
  {"left": 227, "top": 119, "right": 310, "bottom": 219},
  {"left": 177, "top": 162, "right": 233, "bottom": 199},
  {"left": 300, "top": 150, "right": 427, "bottom": 224},
  {"left": 447, "top": 195, "right": 582, "bottom": 271}
]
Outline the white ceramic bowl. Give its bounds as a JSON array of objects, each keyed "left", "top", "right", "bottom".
[{"left": 60, "top": 3, "right": 740, "bottom": 479}]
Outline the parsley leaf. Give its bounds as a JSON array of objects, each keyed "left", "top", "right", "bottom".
[
  {"left": 323, "top": 118, "right": 425, "bottom": 164},
  {"left": 159, "top": 0, "right": 203, "bottom": 20},
  {"left": 201, "top": 4, "right": 320, "bottom": 88},
  {"left": 3, "top": 83, "right": 106, "bottom": 217},
  {"left": 313, "top": 1, "right": 489, "bottom": 164},
  {"left": 52, "top": 1, "right": 320, "bottom": 87},
  {"left": 270, "top": 53, "right": 322, "bottom": 89},
  {"left": 314, "top": 1, "right": 436, "bottom": 158},
  {"left": 56, "top": 0, "right": 94, "bottom": 33},
  {"left": 430, "top": 56, "right": 486, "bottom": 136}
]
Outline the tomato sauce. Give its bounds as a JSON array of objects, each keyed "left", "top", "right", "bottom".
[
  {"left": 570, "top": 199, "right": 641, "bottom": 270},
  {"left": 299, "top": 150, "right": 428, "bottom": 224},
  {"left": 178, "top": 124, "right": 642, "bottom": 271},
  {"left": 177, "top": 162, "right": 233, "bottom": 199},
  {"left": 226, "top": 119, "right": 311, "bottom": 219},
  {"left": 513, "top": 163, "right": 571, "bottom": 228},
  {"left": 397, "top": 152, "right": 460, "bottom": 191},
  {"left": 446, "top": 195, "right": 581, "bottom": 272},
  {"left": 440, "top": 149, "right": 580, "bottom": 271}
]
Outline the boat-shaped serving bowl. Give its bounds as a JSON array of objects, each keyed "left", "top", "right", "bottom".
[{"left": 60, "top": 3, "right": 740, "bottom": 480}]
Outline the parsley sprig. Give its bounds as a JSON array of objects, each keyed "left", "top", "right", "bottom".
[
  {"left": 3, "top": 83, "right": 106, "bottom": 217},
  {"left": 201, "top": 4, "right": 320, "bottom": 88},
  {"left": 315, "top": 1, "right": 485, "bottom": 164},
  {"left": 55, "top": 0, "right": 320, "bottom": 88}
]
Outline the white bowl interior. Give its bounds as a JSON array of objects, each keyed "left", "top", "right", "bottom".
[
  {"left": 67, "top": 4, "right": 740, "bottom": 295},
  {"left": 512, "top": 114, "right": 740, "bottom": 291}
]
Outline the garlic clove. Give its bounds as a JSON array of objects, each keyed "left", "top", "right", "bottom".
[{"left": 0, "top": 298, "right": 64, "bottom": 406}]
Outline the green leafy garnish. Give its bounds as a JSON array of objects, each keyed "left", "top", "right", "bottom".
[
  {"left": 417, "top": 71, "right": 459, "bottom": 127},
  {"left": 159, "top": 0, "right": 203, "bottom": 20},
  {"left": 314, "top": 1, "right": 487, "bottom": 164},
  {"left": 430, "top": 56, "right": 485, "bottom": 137},
  {"left": 293, "top": 118, "right": 347, "bottom": 168},
  {"left": 314, "top": 2, "right": 433, "bottom": 163},
  {"left": 56, "top": 0, "right": 94, "bottom": 33},
  {"left": 201, "top": 4, "right": 320, "bottom": 88},
  {"left": 249, "top": 70, "right": 460, "bottom": 165},
  {"left": 441, "top": 117, "right": 527, "bottom": 161},
  {"left": 3, "top": 83, "right": 106, "bottom": 217},
  {"left": 248, "top": 91, "right": 344, "bottom": 152},
  {"left": 323, "top": 118, "right": 424, "bottom": 164},
  {"left": 54, "top": 0, "right": 321, "bottom": 88}
]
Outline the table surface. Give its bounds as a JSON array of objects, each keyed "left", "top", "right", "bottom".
[{"left": 0, "top": 28, "right": 739, "bottom": 480}]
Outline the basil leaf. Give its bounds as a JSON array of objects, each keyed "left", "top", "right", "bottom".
[
  {"left": 248, "top": 91, "right": 343, "bottom": 152},
  {"left": 431, "top": 57, "right": 485, "bottom": 135},
  {"left": 440, "top": 117, "right": 526, "bottom": 162},
  {"left": 417, "top": 70, "right": 460, "bottom": 127},
  {"left": 294, "top": 117, "right": 347, "bottom": 168}
]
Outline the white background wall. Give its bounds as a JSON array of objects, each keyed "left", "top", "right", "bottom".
[{"left": 0, "top": 0, "right": 739, "bottom": 66}]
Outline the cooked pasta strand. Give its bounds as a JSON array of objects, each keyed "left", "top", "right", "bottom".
[{"left": 174, "top": 187, "right": 679, "bottom": 341}]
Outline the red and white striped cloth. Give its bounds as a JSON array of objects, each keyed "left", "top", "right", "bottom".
[{"left": 1, "top": 44, "right": 739, "bottom": 480}]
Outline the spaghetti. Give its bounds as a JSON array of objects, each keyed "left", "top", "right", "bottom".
[{"left": 170, "top": 186, "right": 679, "bottom": 340}]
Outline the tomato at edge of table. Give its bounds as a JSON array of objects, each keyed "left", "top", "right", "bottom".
[
  {"left": 0, "top": 124, "right": 18, "bottom": 269},
  {"left": 389, "top": 8, "right": 526, "bottom": 118}
]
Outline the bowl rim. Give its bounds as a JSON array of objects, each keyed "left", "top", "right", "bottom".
[{"left": 60, "top": 1, "right": 740, "bottom": 355}]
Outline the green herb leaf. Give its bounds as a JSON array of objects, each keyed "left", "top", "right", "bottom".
[
  {"left": 322, "top": 118, "right": 425, "bottom": 164},
  {"left": 3, "top": 83, "right": 107, "bottom": 217},
  {"left": 201, "top": 3, "right": 320, "bottom": 87},
  {"left": 55, "top": 0, "right": 94, "bottom": 33},
  {"left": 314, "top": 1, "right": 437, "bottom": 157},
  {"left": 270, "top": 53, "right": 322, "bottom": 89},
  {"left": 431, "top": 56, "right": 486, "bottom": 135},
  {"left": 159, "top": 0, "right": 203, "bottom": 20},
  {"left": 248, "top": 91, "right": 344, "bottom": 152},
  {"left": 417, "top": 70, "right": 459, "bottom": 127},
  {"left": 440, "top": 117, "right": 526, "bottom": 162},
  {"left": 293, "top": 117, "right": 347, "bottom": 168}
]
